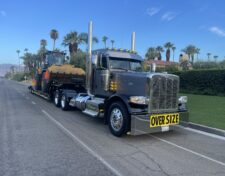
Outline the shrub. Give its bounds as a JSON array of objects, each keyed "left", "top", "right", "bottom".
[{"left": 173, "top": 70, "right": 225, "bottom": 96}]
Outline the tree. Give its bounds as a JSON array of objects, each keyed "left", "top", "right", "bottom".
[
  {"left": 10, "top": 65, "right": 15, "bottom": 74},
  {"left": 145, "top": 47, "right": 157, "bottom": 60},
  {"left": 50, "top": 29, "right": 59, "bottom": 50},
  {"left": 182, "top": 45, "right": 197, "bottom": 64},
  {"left": 164, "top": 42, "right": 173, "bottom": 62},
  {"left": 172, "top": 46, "right": 176, "bottom": 62},
  {"left": 111, "top": 40, "right": 115, "bottom": 48},
  {"left": 22, "top": 52, "right": 38, "bottom": 73},
  {"left": 102, "top": 36, "right": 108, "bottom": 48},
  {"left": 207, "top": 53, "right": 211, "bottom": 60},
  {"left": 38, "top": 39, "right": 48, "bottom": 64},
  {"left": 213, "top": 55, "right": 218, "bottom": 62},
  {"left": 62, "top": 31, "right": 98, "bottom": 56},
  {"left": 70, "top": 51, "right": 86, "bottom": 70},
  {"left": 24, "top": 48, "right": 28, "bottom": 53},
  {"left": 16, "top": 49, "right": 20, "bottom": 56},
  {"left": 40, "top": 39, "right": 47, "bottom": 50},
  {"left": 155, "top": 46, "right": 164, "bottom": 60},
  {"left": 195, "top": 48, "right": 200, "bottom": 60}
]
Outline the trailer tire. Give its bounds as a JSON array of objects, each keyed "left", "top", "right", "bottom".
[
  {"left": 61, "top": 94, "right": 70, "bottom": 111},
  {"left": 108, "top": 101, "right": 129, "bottom": 137},
  {"left": 54, "top": 91, "right": 61, "bottom": 107}
]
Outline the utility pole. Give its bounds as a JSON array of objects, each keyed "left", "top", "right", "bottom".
[{"left": 16, "top": 50, "right": 20, "bottom": 72}]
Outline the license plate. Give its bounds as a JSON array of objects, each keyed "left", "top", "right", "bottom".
[{"left": 150, "top": 113, "right": 179, "bottom": 128}]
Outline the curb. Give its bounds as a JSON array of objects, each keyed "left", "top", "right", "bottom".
[{"left": 188, "top": 122, "right": 225, "bottom": 137}]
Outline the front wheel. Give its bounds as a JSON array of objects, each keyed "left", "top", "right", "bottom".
[
  {"left": 61, "top": 94, "right": 70, "bottom": 111},
  {"left": 54, "top": 91, "right": 61, "bottom": 107},
  {"left": 108, "top": 101, "right": 130, "bottom": 137}
]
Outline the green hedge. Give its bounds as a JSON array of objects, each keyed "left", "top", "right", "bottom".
[{"left": 173, "top": 69, "right": 225, "bottom": 96}]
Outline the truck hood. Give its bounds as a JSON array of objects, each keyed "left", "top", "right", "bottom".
[{"left": 112, "top": 71, "right": 150, "bottom": 96}]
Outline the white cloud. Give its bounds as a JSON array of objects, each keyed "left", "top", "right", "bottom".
[
  {"left": 0, "top": 10, "right": 6, "bottom": 17},
  {"left": 209, "top": 26, "right": 225, "bottom": 37},
  {"left": 146, "top": 7, "right": 160, "bottom": 16},
  {"left": 161, "top": 12, "right": 177, "bottom": 21}
]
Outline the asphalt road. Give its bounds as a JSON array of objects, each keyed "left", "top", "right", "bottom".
[{"left": 1, "top": 78, "right": 225, "bottom": 176}]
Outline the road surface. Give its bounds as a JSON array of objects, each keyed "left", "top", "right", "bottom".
[{"left": 1, "top": 78, "right": 225, "bottom": 176}]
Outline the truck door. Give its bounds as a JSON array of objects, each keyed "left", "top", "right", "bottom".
[{"left": 93, "top": 56, "right": 110, "bottom": 96}]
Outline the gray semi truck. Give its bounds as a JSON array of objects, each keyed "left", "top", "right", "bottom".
[{"left": 29, "top": 21, "right": 188, "bottom": 137}]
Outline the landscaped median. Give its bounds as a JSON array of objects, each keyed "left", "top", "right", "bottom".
[{"left": 181, "top": 93, "right": 225, "bottom": 131}]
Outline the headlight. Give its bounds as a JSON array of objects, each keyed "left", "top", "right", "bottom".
[
  {"left": 179, "top": 96, "right": 188, "bottom": 104},
  {"left": 130, "top": 96, "right": 149, "bottom": 105}
]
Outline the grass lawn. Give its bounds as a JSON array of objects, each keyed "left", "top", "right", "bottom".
[{"left": 181, "top": 93, "right": 225, "bottom": 130}]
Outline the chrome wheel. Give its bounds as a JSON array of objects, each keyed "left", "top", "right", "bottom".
[
  {"left": 61, "top": 95, "right": 66, "bottom": 108},
  {"left": 54, "top": 93, "right": 59, "bottom": 105},
  {"left": 110, "top": 108, "right": 123, "bottom": 132}
]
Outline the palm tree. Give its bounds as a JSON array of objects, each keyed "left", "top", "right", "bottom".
[
  {"left": 156, "top": 46, "right": 164, "bottom": 60},
  {"left": 207, "top": 53, "right": 211, "bottom": 60},
  {"left": 172, "top": 46, "right": 176, "bottom": 62},
  {"left": 111, "top": 40, "right": 115, "bottom": 48},
  {"left": 213, "top": 55, "right": 218, "bottom": 62},
  {"left": 182, "top": 45, "right": 197, "bottom": 64},
  {"left": 145, "top": 47, "right": 157, "bottom": 60},
  {"left": 16, "top": 50, "right": 20, "bottom": 71},
  {"left": 16, "top": 50, "right": 20, "bottom": 56},
  {"left": 164, "top": 42, "right": 174, "bottom": 62},
  {"left": 40, "top": 39, "right": 47, "bottom": 50},
  {"left": 39, "top": 39, "right": 47, "bottom": 63},
  {"left": 195, "top": 48, "right": 200, "bottom": 60},
  {"left": 50, "top": 29, "right": 59, "bottom": 50},
  {"left": 62, "top": 31, "right": 98, "bottom": 56},
  {"left": 24, "top": 48, "right": 28, "bottom": 54},
  {"left": 102, "top": 36, "right": 108, "bottom": 48}
]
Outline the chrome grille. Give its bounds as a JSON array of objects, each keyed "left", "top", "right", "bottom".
[{"left": 150, "top": 74, "right": 179, "bottom": 113}]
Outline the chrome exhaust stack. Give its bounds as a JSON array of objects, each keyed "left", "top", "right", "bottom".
[
  {"left": 86, "top": 21, "right": 93, "bottom": 96},
  {"left": 131, "top": 32, "right": 136, "bottom": 52}
]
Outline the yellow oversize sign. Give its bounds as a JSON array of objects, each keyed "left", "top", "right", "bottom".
[{"left": 150, "top": 113, "right": 179, "bottom": 128}]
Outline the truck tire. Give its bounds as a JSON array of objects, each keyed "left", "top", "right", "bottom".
[
  {"left": 54, "top": 91, "right": 61, "bottom": 107},
  {"left": 108, "top": 101, "right": 129, "bottom": 137},
  {"left": 61, "top": 94, "right": 70, "bottom": 111}
]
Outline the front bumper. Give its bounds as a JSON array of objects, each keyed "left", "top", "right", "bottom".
[{"left": 130, "top": 111, "right": 189, "bottom": 135}]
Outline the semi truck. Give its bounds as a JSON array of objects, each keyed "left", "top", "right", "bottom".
[{"left": 29, "top": 21, "right": 188, "bottom": 137}]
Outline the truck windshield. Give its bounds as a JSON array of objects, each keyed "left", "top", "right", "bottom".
[{"left": 109, "top": 57, "right": 143, "bottom": 72}]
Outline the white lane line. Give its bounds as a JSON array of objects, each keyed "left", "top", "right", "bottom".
[
  {"left": 41, "top": 110, "right": 122, "bottom": 176},
  {"left": 31, "top": 101, "right": 36, "bottom": 105},
  {"left": 178, "top": 126, "right": 225, "bottom": 141},
  {"left": 150, "top": 134, "right": 225, "bottom": 167}
]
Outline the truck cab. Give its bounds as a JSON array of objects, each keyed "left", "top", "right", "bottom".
[
  {"left": 91, "top": 49, "right": 144, "bottom": 97},
  {"left": 73, "top": 48, "right": 188, "bottom": 136}
]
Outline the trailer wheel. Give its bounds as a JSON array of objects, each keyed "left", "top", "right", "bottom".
[
  {"left": 108, "top": 101, "right": 129, "bottom": 137},
  {"left": 61, "top": 94, "right": 70, "bottom": 111},
  {"left": 54, "top": 91, "right": 61, "bottom": 107}
]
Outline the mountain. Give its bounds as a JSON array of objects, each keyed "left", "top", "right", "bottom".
[{"left": 0, "top": 64, "right": 20, "bottom": 77}]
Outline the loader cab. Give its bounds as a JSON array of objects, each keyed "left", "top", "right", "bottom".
[{"left": 43, "top": 51, "right": 66, "bottom": 68}]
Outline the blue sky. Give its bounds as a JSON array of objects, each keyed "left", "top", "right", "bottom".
[{"left": 0, "top": 0, "right": 225, "bottom": 64}]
